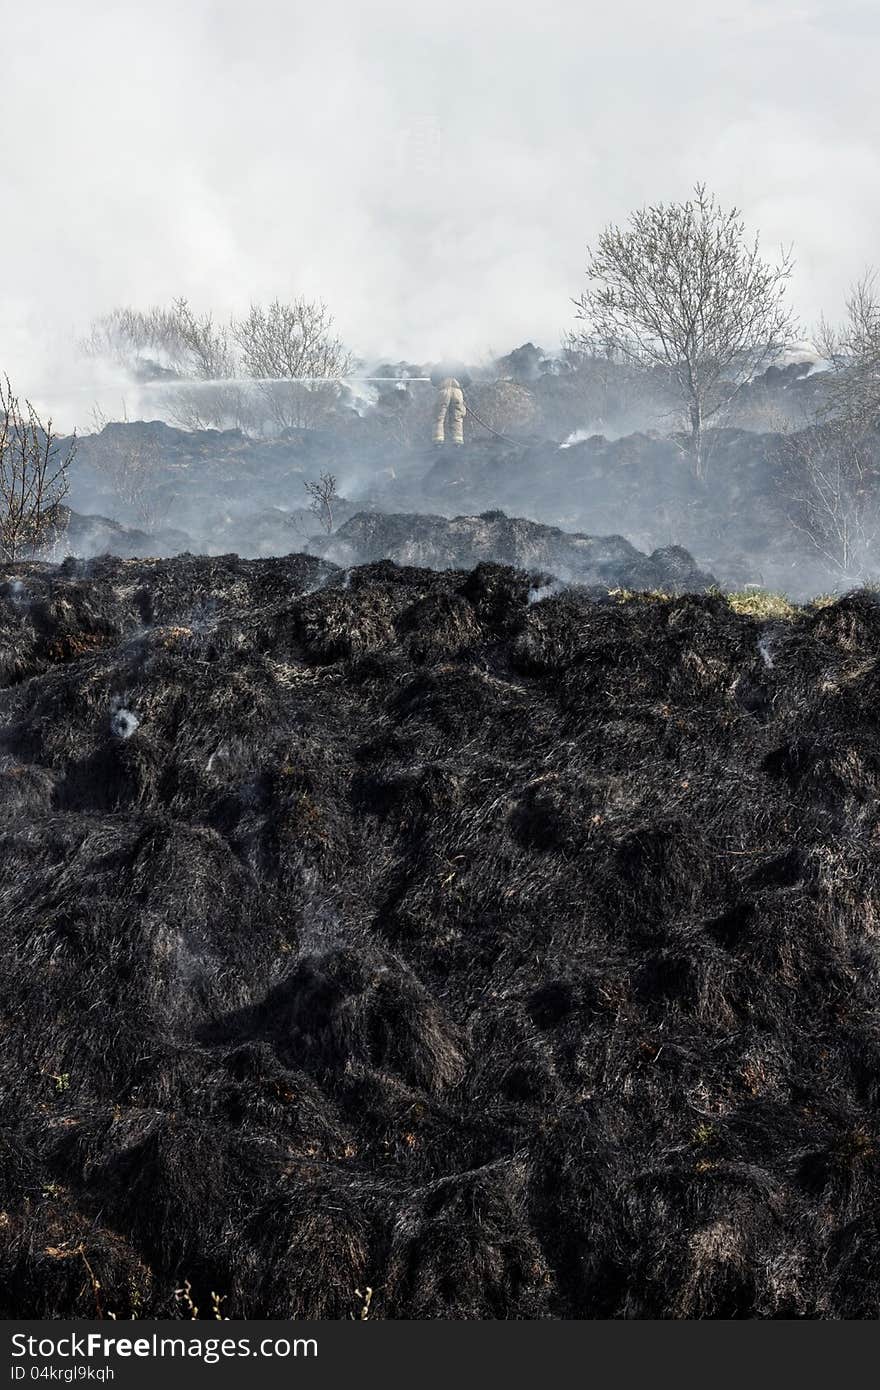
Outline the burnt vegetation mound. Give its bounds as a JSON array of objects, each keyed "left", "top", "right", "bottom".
[
  {"left": 314, "top": 510, "right": 716, "bottom": 593},
  {"left": 2, "top": 553, "right": 880, "bottom": 1318}
]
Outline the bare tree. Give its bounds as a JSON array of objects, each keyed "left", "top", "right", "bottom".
[
  {"left": 234, "top": 299, "right": 353, "bottom": 431},
  {"left": 816, "top": 271, "right": 880, "bottom": 433},
  {"left": 304, "top": 472, "right": 339, "bottom": 533},
  {"left": 153, "top": 299, "right": 256, "bottom": 432},
  {"left": 165, "top": 297, "right": 235, "bottom": 380},
  {"left": 781, "top": 423, "right": 880, "bottom": 579},
  {"left": 82, "top": 298, "right": 234, "bottom": 380},
  {"left": 81, "top": 306, "right": 158, "bottom": 370},
  {"left": 0, "top": 377, "right": 73, "bottom": 561},
  {"left": 572, "top": 184, "right": 796, "bottom": 477},
  {"left": 82, "top": 296, "right": 353, "bottom": 435},
  {"left": 82, "top": 300, "right": 254, "bottom": 432}
]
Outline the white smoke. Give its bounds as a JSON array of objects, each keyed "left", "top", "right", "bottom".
[
  {"left": 527, "top": 578, "right": 566, "bottom": 605},
  {"left": 110, "top": 697, "right": 140, "bottom": 739},
  {"left": 2, "top": 2, "right": 879, "bottom": 431}
]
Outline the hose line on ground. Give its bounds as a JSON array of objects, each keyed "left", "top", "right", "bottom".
[{"left": 461, "top": 393, "right": 520, "bottom": 445}]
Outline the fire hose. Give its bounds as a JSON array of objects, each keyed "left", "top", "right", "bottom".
[
  {"left": 461, "top": 393, "right": 520, "bottom": 445},
  {"left": 137, "top": 374, "right": 523, "bottom": 445}
]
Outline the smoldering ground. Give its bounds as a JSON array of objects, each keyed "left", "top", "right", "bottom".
[
  {"left": 3, "top": 0, "right": 880, "bottom": 1323},
  {"left": 2, "top": 552, "right": 880, "bottom": 1317},
  {"left": 61, "top": 398, "right": 880, "bottom": 598}
]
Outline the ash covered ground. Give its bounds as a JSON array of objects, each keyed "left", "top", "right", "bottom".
[
  {"left": 3, "top": 552, "right": 880, "bottom": 1318},
  {"left": 65, "top": 400, "right": 878, "bottom": 600}
]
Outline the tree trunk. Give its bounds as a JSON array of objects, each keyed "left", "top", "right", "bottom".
[{"left": 689, "top": 400, "right": 704, "bottom": 481}]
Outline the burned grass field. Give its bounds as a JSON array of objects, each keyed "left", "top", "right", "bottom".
[{"left": 1, "top": 552, "right": 880, "bottom": 1318}]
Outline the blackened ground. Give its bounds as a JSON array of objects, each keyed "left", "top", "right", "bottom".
[
  {"left": 68, "top": 417, "right": 878, "bottom": 594},
  {"left": 310, "top": 510, "right": 717, "bottom": 593},
  {"left": 1, "top": 554, "right": 880, "bottom": 1318},
  {"left": 63, "top": 507, "right": 717, "bottom": 596}
]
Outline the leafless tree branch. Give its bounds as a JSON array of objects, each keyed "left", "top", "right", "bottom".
[
  {"left": 0, "top": 376, "right": 73, "bottom": 561},
  {"left": 571, "top": 184, "right": 797, "bottom": 478}
]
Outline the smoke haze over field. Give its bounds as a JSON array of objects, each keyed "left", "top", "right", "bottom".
[{"left": 2, "top": 0, "right": 879, "bottom": 426}]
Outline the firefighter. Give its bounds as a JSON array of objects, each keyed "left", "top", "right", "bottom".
[{"left": 430, "top": 365, "right": 470, "bottom": 446}]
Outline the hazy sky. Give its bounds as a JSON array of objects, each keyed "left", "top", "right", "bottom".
[{"left": 2, "top": 0, "right": 878, "bottom": 424}]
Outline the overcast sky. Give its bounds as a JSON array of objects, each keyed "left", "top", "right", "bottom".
[{"left": 2, "top": 0, "right": 878, "bottom": 424}]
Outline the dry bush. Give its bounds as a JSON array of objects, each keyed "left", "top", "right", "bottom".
[
  {"left": 83, "top": 297, "right": 353, "bottom": 435},
  {"left": 0, "top": 376, "right": 73, "bottom": 560},
  {"left": 817, "top": 271, "right": 880, "bottom": 433},
  {"left": 233, "top": 299, "right": 352, "bottom": 432},
  {"left": 303, "top": 472, "right": 339, "bottom": 533},
  {"left": 83, "top": 298, "right": 235, "bottom": 381},
  {"left": 780, "top": 424, "right": 880, "bottom": 580}
]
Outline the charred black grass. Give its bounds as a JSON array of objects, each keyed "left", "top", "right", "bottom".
[{"left": 1, "top": 554, "right": 880, "bottom": 1317}]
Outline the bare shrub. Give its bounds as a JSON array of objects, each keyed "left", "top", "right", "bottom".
[
  {"left": 161, "top": 380, "right": 257, "bottom": 434},
  {"left": 149, "top": 300, "right": 249, "bottom": 431},
  {"left": 84, "top": 300, "right": 250, "bottom": 432},
  {"left": 234, "top": 300, "right": 353, "bottom": 432},
  {"left": 83, "top": 298, "right": 234, "bottom": 380},
  {"left": 817, "top": 271, "right": 880, "bottom": 434},
  {"left": 0, "top": 376, "right": 73, "bottom": 561},
  {"left": 572, "top": 183, "right": 796, "bottom": 476},
  {"left": 82, "top": 297, "right": 353, "bottom": 436},
  {"left": 781, "top": 424, "right": 880, "bottom": 579},
  {"left": 304, "top": 472, "right": 339, "bottom": 533}
]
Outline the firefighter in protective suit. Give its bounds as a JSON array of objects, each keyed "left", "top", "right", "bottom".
[{"left": 430, "top": 366, "right": 470, "bottom": 445}]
